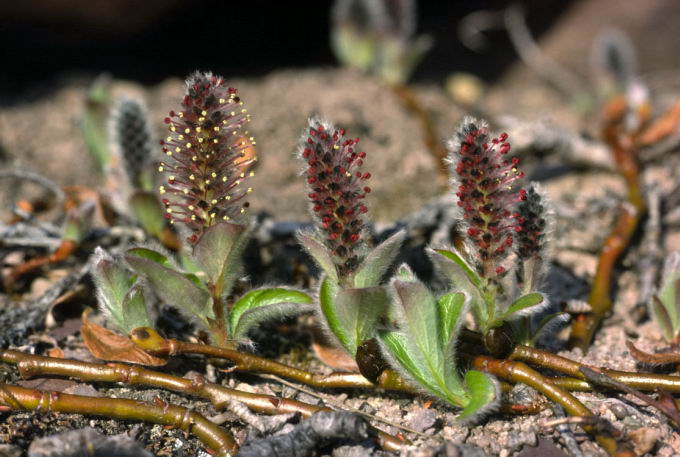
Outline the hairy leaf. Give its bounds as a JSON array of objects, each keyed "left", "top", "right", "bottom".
[
  {"left": 92, "top": 247, "right": 136, "bottom": 331},
  {"left": 319, "top": 277, "right": 349, "bottom": 349},
  {"left": 297, "top": 231, "right": 338, "bottom": 283},
  {"left": 353, "top": 230, "right": 405, "bottom": 288},
  {"left": 432, "top": 248, "right": 483, "bottom": 288},
  {"left": 333, "top": 286, "right": 389, "bottom": 356},
  {"left": 379, "top": 331, "right": 445, "bottom": 398},
  {"left": 233, "top": 302, "right": 310, "bottom": 341},
  {"left": 229, "top": 288, "right": 313, "bottom": 338},
  {"left": 127, "top": 247, "right": 174, "bottom": 268},
  {"left": 659, "top": 252, "right": 680, "bottom": 334},
  {"left": 126, "top": 250, "right": 212, "bottom": 326},
  {"left": 503, "top": 293, "right": 546, "bottom": 320},
  {"left": 458, "top": 370, "right": 498, "bottom": 422},
  {"left": 193, "top": 222, "right": 248, "bottom": 297},
  {"left": 437, "top": 292, "right": 467, "bottom": 348}
]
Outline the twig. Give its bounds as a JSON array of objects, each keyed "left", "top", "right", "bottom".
[
  {"left": 260, "top": 373, "right": 430, "bottom": 439},
  {"left": 626, "top": 340, "right": 680, "bottom": 367},
  {"left": 503, "top": 5, "right": 585, "bottom": 100},
  {"left": 0, "top": 382, "right": 237, "bottom": 457},
  {"left": 636, "top": 189, "right": 662, "bottom": 317},
  {"left": 131, "top": 328, "right": 413, "bottom": 392},
  {"left": 0, "top": 349, "right": 408, "bottom": 452},
  {"left": 472, "top": 355, "right": 633, "bottom": 456},
  {"left": 0, "top": 168, "right": 65, "bottom": 209},
  {"left": 550, "top": 405, "right": 585, "bottom": 457},
  {"left": 390, "top": 84, "right": 449, "bottom": 184},
  {"left": 511, "top": 344, "right": 680, "bottom": 393},
  {"left": 568, "top": 97, "right": 645, "bottom": 352},
  {"left": 580, "top": 365, "right": 680, "bottom": 428}
]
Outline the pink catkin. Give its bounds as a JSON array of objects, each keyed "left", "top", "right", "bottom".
[
  {"left": 299, "top": 118, "right": 372, "bottom": 275},
  {"left": 449, "top": 119, "right": 526, "bottom": 279}
]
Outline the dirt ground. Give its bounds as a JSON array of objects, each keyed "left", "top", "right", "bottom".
[{"left": 3, "top": 1, "right": 680, "bottom": 456}]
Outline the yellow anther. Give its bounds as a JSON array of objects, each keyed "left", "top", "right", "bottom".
[
  {"left": 240, "top": 172, "right": 245, "bottom": 178},
  {"left": 198, "top": 138, "right": 204, "bottom": 143},
  {"left": 247, "top": 187, "right": 253, "bottom": 193},
  {"left": 213, "top": 139, "right": 219, "bottom": 143},
  {"left": 211, "top": 199, "right": 217, "bottom": 204},
  {"left": 184, "top": 128, "right": 190, "bottom": 134},
  {"left": 159, "top": 186, "right": 166, "bottom": 194},
  {"left": 222, "top": 176, "right": 228, "bottom": 182},
  {"left": 178, "top": 135, "right": 184, "bottom": 140},
  {"left": 166, "top": 136, "right": 172, "bottom": 142},
  {"left": 249, "top": 171, "right": 255, "bottom": 177},
  {"left": 219, "top": 98, "right": 226, "bottom": 104},
  {"left": 333, "top": 145, "right": 340, "bottom": 150},
  {"left": 158, "top": 166, "right": 164, "bottom": 172},
  {"left": 225, "top": 195, "right": 231, "bottom": 200},
  {"left": 211, "top": 172, "right": 217, "bottom": 178},
  {"left": 210, "top": 213, "right": 216, "bottom": 218},
  {"left": 186, "top": 143, "right": 192, "bottom": 148},
  {"left": 205, "top": 179, "right": 211, "bottom": 185},
  {"left": 223, "top": 216, "right": 229, "bottom": 220},
  {"left": 198, "top": 117, "right": 205, "bottom": 122},
  {"left": 168, "top": 175, "right": 175, "bottom": 181},
  {"left": 189, "top": 174, "right": 195, "bottom": 180},
  {"left": 346, "top": 172, "right": 352, "bottom": 177},
  {"left": 230, "top": 111, "right": 236, "bottom": 116},
  {"left": 183, "top": 188, "right": 189, "bottom": 194},
  {"left": 241, "top": 109, "right": 247, "bottom": 113},
  {"left": 170, "top": 126, "right": 176, "bottom": 132},
  {"left": 240, "top": 208, "right": 245, "bottom": 213},
  {"left": 201, "top": 110, "right": 207, "bottom": 116},
  {"left": 166, "top": 151, "right": 172, "bottom": 156},
  {"left": 169, "top": 220, "right": 174, "bottom": 224},
  {"left": 213, "top": 126, "right": 220, "bottom": 131},
  {"left": 196, "top": 127, "right": 202, "bottom": 132},
  {"left": 188, "top": 205, "right": 194, "bottom": 210},
  {"left": 175, "top": 147, "right": 181, "bottom": 153},
  {"left": 191, "top": 215, "right": 196, "bottom": 221},
  {"left": 166, "top": 208, "right": 172, "bottom": 213},
  {"left": 192, "top": 155, "right": 198, "bottom": 161},
  {"left": 178, "top": 112, "right": 184, "bottom": 118}
]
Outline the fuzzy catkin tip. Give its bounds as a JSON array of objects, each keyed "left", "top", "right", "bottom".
[
  {"left": 448, "top": 117, "right": 526, "bottom": 279},
  {"left": 159, "top": 72, "right": 256, "bottom": 244},
  {"left": 109, "top": 96, "right": 154, "bottom": 189},
  {"left": 298, "top": 116, "right": 372, "bottom": 276}
]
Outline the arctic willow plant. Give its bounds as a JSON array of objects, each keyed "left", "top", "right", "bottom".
[
  {"left": 431, "top": 118, "right": 556, "bottom": 354},
  {"left": 94, "top": 72, "right": 312, "bottom": 348},
  {"left": 296, "top": 117, "right": 405, "bottom": 364},
  {"left": 651, "top": 252, "right": 680, "bottom": 345},
  {"left": 295, "top": 118, "right": 497, "bottom": 420}
]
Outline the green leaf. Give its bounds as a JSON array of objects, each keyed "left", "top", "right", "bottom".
[
  {"left": 126, "top": 250, "right": 212, "bottom": 326},
  {"left": 652, "top": 295, "right": 675, "bottom": 342},
  {"left": 193, "top": 222, "right": 248, "bottom": 298},
  {"left": 81, "top": 76, "right": 112, "bottom": 174},
  {"left": 432, "top": 249, "right": 483, "bottom": 289},
  {"left": 353, "top": 230, "right": 405, "bottom": 288},
  {"left": 659, "top": 252, "right": 680, "bottom": 333},
  {"left": 129, "top": 191, "right": 165, "bottom": 237},
  {"left": 503, "top": 293, "right": 546, "bottom": 320},
  {"left": 92, "top": 247, "right": 137, "bottom": 331},
  {"left": 392, "top": 280, "right": 445, "bottom": 386},
  {"left": 319, "top": 277, "right": 349, "bottom": 350},
  {"left": 430, "top": 248, "right": 487, "bottom": 325},
  {"left": 437, "top": 292, "right": 467, "bottom": 350},
  {"left": 233, "top": 302, "right": 312, "bottom": 341},
  {"left": 127, "top": 247, "right": 174, "bottom": 269},
  {"left": 333, "top": 286, "right": 390, "bottom": 356},
  {"left": 379, "top": 331, "right": 446, "bottom": 399},
  {"left": 120, "top": 284, "right": 151, "bottom": 333},
  {"left": 229, "top": 288, "right": 313, "bottom": 337},
  {"left": 297, "top": 231, "right": 338, "bottom": 283},
  {"left": 458, "top": 370, "right": 498, "bottom": 422}
]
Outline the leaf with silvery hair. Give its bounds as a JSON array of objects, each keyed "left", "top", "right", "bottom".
[
  {"left": 352, "top": 230, "right": 405, "bottom": 288},
  {"left": 125, "top": 248, "right": 212, "bottom": 327}
]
